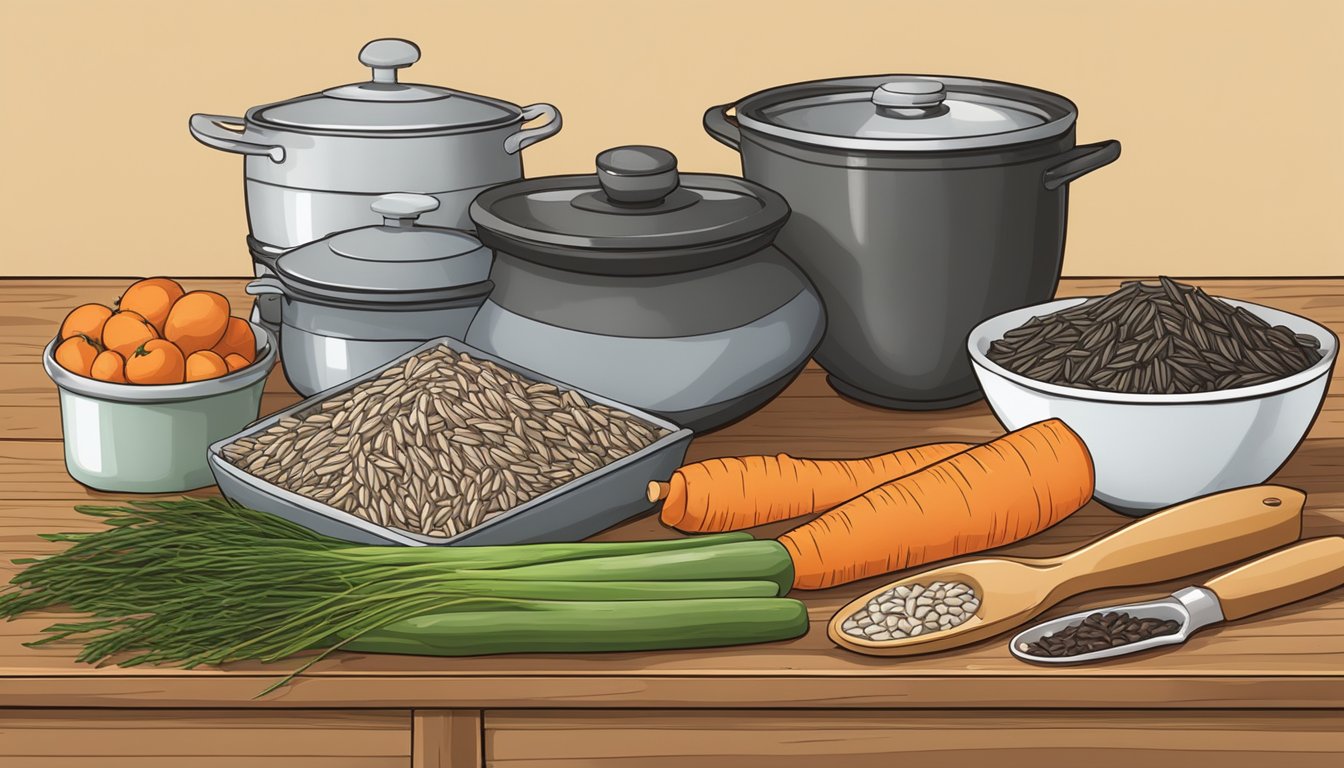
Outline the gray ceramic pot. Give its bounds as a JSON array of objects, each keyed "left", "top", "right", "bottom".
[
  {"left": 705, "top": 75, "right": 1120, "bottom": 410},
  {"left": 190, "top": 38, "right": 561, "bottom": 250},
  {"left": 248, "top": 194, "right": 493, "bottom": 395},
  {"left": 466, "top": 146, "right": 824, "bottom": 432}
]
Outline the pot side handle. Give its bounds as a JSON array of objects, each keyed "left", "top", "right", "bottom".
[
  {"left": 245, "top": 277, "right": 288, "bottom": 298},
  {"left": 703, "top": 103, "right": 742, "bottom": 150},
  {"left": 1042, "top": 139, "right": 1121, "bottom": 190},
  {"left": 189, "top": 114, "right": 285, "bottom": 163},
  {"left": 503, "top": 103, "right": 562, "bottom": 155}
]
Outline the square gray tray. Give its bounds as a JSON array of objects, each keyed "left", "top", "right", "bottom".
[{"left": 207, "top": 336, "right": 693, "bottom": 546}]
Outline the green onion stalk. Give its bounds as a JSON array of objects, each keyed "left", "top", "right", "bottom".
[{"left": 0, "top": 498, "right": 806, "bottom": 694}]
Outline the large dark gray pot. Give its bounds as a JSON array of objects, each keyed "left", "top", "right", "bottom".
[{"left": 705, "top": 75, "right": 1120, "bottom": 410}]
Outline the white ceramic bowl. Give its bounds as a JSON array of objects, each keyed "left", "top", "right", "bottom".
[
  {"left": 43, "top": 323, "right": 278, "bottom": 493},
  {"left": 968, "top": 297, "right": 1338, "bottom": 515}
]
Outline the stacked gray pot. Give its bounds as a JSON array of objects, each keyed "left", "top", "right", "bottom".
[
  {"left": 190, "top": 38, "right": 561, "bottom": 331},
  {"left": 246, "top": 194, "right": 494, "bottom": 396}
]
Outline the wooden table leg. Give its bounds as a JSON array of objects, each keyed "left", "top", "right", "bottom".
[{"left": 413, "top": 709, "right": 483, "bottom": 768}]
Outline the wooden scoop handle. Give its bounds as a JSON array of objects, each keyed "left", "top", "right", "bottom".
[
  {"left": 1055, "top": 485, "right": 1304, "bottom": 594},
  {"left": 1203, "top": 536, "right": 1344, "bottom": 621},
  {"left": 647, "top": 481, "right": 670, "bottom": 503}
]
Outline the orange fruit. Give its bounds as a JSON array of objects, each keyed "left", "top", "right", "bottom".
[
  {"left": 212, "top": 316, "right": 257, "bottom": 362},
  {"left": 164, "top": 291, "right": 230, "bottom": 355},
  {"left": 54, "top": 335, "right": 101, "bottom": 377},
  {"left": 90, "top": 349, "right": 127, "bottom": 383},
  {"left": 102, "top": 310, "right": 158, "bottom": 358},
  {"left": 125, "top": 339, "right": 185, "bottom": 385},
  {"left": 60, "top": 303, "right": 113, "bottom": 341},
  {"left": 223, "top": 353, "right": 251, "bottom": 373},
  {"left": 117, "top": 277, "right": 185, "bottom": 334},
  {"left": 185, "top": 350, "right": 229, "bottom": 382}
]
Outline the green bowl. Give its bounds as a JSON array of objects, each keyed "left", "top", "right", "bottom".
[{"left": 43, "top": 324, "right": 277, "bottom": 493}]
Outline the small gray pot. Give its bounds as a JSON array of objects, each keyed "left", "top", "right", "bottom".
[
  {"left": 249, "top": 194, "right": 493, "bottom": 395},
  {"left": 467, "top": 146, "right": 824, "bottom": 432}
]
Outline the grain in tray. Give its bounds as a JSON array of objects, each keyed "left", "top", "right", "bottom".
[{"left": 220, "top": 344, "right": 670, "bottom": 538}]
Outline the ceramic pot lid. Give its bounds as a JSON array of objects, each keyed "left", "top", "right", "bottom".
[
  {"left": 734, "top": 75, "right": 1079, "bottom": 152},
  {"left": 275, "top": 194, "right": 493, "bottom": 305},
  {"left": 469, "top": 146, "right": 789, "bottom": 272},
  {"left": 249, "top": 39, "right": 522, "bottom": 135}
]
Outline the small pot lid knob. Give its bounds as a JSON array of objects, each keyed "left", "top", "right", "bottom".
[
  {"left": 872, "top": 80, "right": 948, "bottom": 118},
  {"left": 371, "top": 193, "right": 439, "bottom": 227},
  {"left": 596, "top": 146, "right": 680, "bottom": 206},
  {"left": 359, "top": 38, "right": 421, "bottom": 84}
]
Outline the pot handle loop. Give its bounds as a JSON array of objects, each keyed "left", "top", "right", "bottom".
[
  {"left": 245, "top": 277, "right": 287, "bottom": 298},
  {"left": 1042, "top": 139, "right": 1121, "bottom": 190},
  {"left": 189, "top": 114, "right": 285, "bottom": 163},
  {"left": 703, "top": 103, "right": 742, "bottom": 150},
  {"left": 503, "top": 103, "right": 563, "bottom": 155}
]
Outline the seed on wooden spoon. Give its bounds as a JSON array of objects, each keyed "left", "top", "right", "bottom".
[{"left": 839, "top": 581, "right": 980, "bottom": 641}]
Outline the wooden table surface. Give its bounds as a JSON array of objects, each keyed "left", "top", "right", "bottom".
[{"left": 2, "top": 277, "right": 1342, "bottom": 767}]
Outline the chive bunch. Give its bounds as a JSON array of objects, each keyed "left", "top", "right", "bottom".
[{"left": 0, "top": 498, "right": 802, "bottom": 689}]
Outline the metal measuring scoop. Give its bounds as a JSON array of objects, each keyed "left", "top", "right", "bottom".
[{"left": 1011, "top": 536, "right": 1344, "bottom": 664}]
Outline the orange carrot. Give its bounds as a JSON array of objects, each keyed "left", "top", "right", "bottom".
[
  {"left": 779, "top": 419, "right": 1094, "bottom": 590},
  {"left": 654, "top": 442, "right": 972, "bottom": 533}
]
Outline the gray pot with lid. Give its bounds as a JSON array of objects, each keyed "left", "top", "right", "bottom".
[
  {"left": 190, "top": 38, "right": 562, "bottom": 250},
  {"left": 466, "top": 145, "right": 824, "bottom": 432},
  {"left": 248, "top": 193, "right": 493, "bottom": 395},
  {"left": 705, "top": 75, "right": 1120, "bottom": 410}
]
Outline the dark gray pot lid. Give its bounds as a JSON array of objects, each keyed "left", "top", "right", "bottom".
[
  {"left": 250, "top": 39, "right": 521, "bottom": 135},
  {"left": 275, "top": 194, "right": 493, "bottom": 305},
  {"left": 734, "top": 75, "right": 1078, "bottom": 152},
  {"left": 469, "top": 146, "right": 789, "bottom": 270}
]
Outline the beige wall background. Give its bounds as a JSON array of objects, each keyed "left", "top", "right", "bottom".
[{"left": 1, "top": 0, "right": 1340, "bottom": 278}]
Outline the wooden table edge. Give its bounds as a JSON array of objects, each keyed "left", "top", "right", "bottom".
[{"left": 1, "top": 673, "right": 1341, "bottom": 709}]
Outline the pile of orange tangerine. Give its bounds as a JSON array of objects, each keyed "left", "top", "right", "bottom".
[{"left": 55, "top": 278, "right": 259, "bottom": 385}]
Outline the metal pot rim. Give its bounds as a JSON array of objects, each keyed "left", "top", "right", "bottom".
[
  {"left": 243, "top": 99, "right": 525, "bottom": 139},
  {"left": 732, "top": 74, "right": 1079, "bottom": 153},
  {"left": 256, "top": 273, "right": 495, "bottom": 310}
]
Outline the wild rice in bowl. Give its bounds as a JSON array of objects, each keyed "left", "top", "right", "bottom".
[
  {"left": 219, "top": 344, "right": 670, "bottom": 538},
  {"left": 986, "top": 277, "right": 1324, "bottom": 394}
]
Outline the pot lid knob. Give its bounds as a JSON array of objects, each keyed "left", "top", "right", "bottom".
[
  {"left": 371, "top": 193, "right": 439, "bottom": 227},
  {"left": 359, "top": 38, "right": 421, "bottom": 84},
  {"left": 596, "top": 146, "right": 680, "bottom": 206},
  {"left": 872, "top": 80, "right": 948, "bottom": 118}
]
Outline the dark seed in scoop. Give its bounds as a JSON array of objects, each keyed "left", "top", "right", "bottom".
[{"left": 1022, "top": 610, "right": 1182, "bottom": 658}]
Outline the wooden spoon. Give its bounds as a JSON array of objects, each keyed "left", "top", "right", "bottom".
[{"left": 829, "top": 485, "right": 1305, "bottom": 657}]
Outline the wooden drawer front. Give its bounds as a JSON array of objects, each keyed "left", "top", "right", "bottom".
[
  {"left": 0, "top": 709, "right": 411, "bottom": 768},
  {"left": 487, "top": 709, "right": 1344, "bottom": 767}
]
